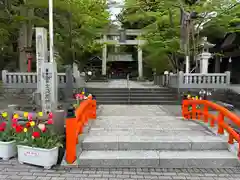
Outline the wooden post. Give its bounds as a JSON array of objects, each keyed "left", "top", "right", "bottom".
[
  {"left": 191, "top": 104, "right": 197, "bottom": 120},
  {"left": 66, "top": 112, "right": 77, "bottom": 164},
  {"left": 66, "top": 105, "right": 77, "bottom": 164},
  {"left": 203, "top": 105, "right": 208, "bottom": 123},
  {"left": 217, "top": 112, "right": 224, "bottom": 135}
]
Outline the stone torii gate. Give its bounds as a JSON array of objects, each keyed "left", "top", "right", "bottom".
[{"left": 97, "top": 29, "right": 146, "bottom": 78}]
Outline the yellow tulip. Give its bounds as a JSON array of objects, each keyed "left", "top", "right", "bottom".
[
  {"left": 30, "top": 121, "right": 35, "bottom": 127},
  {"left": 82, "top": 91, "right": 85, "bottom": 95},
  {"left": 13, "top": 114, "right": 19, "bottom": 119},
  {"left": 23, "top": 112, "right": 28, "bottom": 118},
  {"left": 1, "top": 112, "right": 7, "bottom": 118},
  {"left": 73, "top": 104, "right": 78, "bottom": 108},
  {"left": 195, "top": 96, "right": 198, "bottom": 100},
  {"left": 23, "top": 128, "right": 28, "bottom": 133},
  {"left": 38, "top": 112, "right": 43, "bottom": 117}
]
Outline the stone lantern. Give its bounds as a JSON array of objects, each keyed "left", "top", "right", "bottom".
[{"left": 197, "top": 37, "right": 215, "bottom": 74}]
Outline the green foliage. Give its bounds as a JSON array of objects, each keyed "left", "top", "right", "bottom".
[
  {"left": 201, "top": 2, "right": 240, "bottom": 42},
  {"left": 0, "top": 0, "right": 110, "bottom": 69},
  {"left": 0, "top": 124, "right": 16, "bottom": 142},
  {"left": 118, "top": 0, "right": 182, "bottom": 71},
  {"left": 0, "top": 112, "right": 16, "bottom": 142},
  {"left": 119, "top": 0, "right": 239, "bottom": 72}
]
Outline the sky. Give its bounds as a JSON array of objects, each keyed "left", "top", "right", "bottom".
[{"left": 108, "top": 0, "right": 123, "bottom": 22}]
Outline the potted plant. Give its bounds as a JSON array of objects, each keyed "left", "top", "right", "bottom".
[
  {"left": 15, "top": 112, "right": 63, "bottom": 169},
  {"left": 0, "top": 112, "right": 17, "bottom": 160}
]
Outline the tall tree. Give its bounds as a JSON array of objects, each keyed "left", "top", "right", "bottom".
[
  {"left": 118, "top": 0, "right": 239, "bottom": 73},
  {"left": 0, "top": 0, "right": 109, "bottom": 71}
]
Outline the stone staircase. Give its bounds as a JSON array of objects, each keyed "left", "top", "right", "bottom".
[
  {"left": 86, "top": 88, "right": 180, "bottom": 105},
  {"left": 72, "top": 105, "right": 240, "bottom": 168}
]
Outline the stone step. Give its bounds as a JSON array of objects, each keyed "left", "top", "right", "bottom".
[
  {"left": 90, "top": 127, "right": 210, "bottom": 132},
  {"left": 97, "top": 101, "right": 179, "bottom": 105},
  {"left": 95, "top": 97, "right": 177, "bottom": 100},
  {"left": 87, "top": 88, "right": 171, "bottom": 92},
  {"left": 88, "top": 130, "right": 214, "bottom": 136},
  {"left": 91, "top": 92, "right": 176, "bottom": 95},
  {"left": 77, "top": 150, "right": 239, "bottom": 168},
  {"left": 93, "top": 93, "right": 176, "bottom": 97},
  {"left": 82, "top": 135, "right": 228, "bottom": 151}
]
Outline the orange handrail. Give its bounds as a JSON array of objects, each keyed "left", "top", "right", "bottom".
[
  {"left": 182, "top": 99, "right": 240, "bottom": 158},
  {"left": 66, "top": 98, "right": 96, "bottom": 164}
]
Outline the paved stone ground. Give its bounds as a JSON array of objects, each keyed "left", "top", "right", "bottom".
[
  {"left": 91, "top": 105, "right": 213, "bottom": 137},
  {"left": 1, "top": 159, "right": 240, "bottom": 180}
]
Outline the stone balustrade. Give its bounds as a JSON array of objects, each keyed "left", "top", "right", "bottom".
[
  {"left": 154, "top": 71, "right": 231, "bottom": 89},
  {"left": 1, "top": 70, "right": 81, "bottom": 89}
]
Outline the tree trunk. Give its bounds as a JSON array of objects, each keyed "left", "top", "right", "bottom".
[{"left": 18, "top": 7, "right": 34, "bottom": 72}]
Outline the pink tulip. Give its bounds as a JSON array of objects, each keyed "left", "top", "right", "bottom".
[
  {"left": 12, "top": 118, "right": 18, "bottom": 124},
  {"left": 48, "top": 112, "right": 53, "bottom": 119},
  {"left": 28, "top": 113, "right": 32, "bottom": 120}
]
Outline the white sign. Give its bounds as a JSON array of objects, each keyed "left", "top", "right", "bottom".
[
  {"left": 24, "top": 151, "right": 39, "bottom": 157},
  {"left": 41, "top": 62, "right": 57, "bottom": 112},
  {"left": 36, "top": 28, "right": 48, "bottom": 93}
]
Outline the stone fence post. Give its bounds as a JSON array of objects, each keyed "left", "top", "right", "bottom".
[
  {"left": 2, "top": 70, "right": 7, "bottom": 84},
  {"left": 178, "top": 71, "right": 184, "bottom": 88},
  {"left": 225, "top": 71, "right": 231, "bottom": 85},
  {"left": 53, "top": 110, "right": 65, "bottom": 135}
]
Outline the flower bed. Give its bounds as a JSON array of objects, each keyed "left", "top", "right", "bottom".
[
  {"left": 15, "top": 112, "right": 63, "bottom": 168},
  {"left": 0, "top": 113, "right": 17, "bottom": 160},
  {"left": 0, "top": 110, "right": 63, "bottom": 169}
]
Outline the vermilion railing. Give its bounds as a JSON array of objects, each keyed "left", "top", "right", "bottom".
[
  {"left": 66, "top": 97, "right": 97, "bottom": 164},
  {"left": 182, "top": 99, "right": 240, "bottom": 158}
]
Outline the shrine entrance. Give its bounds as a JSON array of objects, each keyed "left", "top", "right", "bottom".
[
  {"left": 98, "top": 29, "right": 146, "bottom": 79},
  {"left": 107, "top": 61, "right": 138, "bottom": 79}
]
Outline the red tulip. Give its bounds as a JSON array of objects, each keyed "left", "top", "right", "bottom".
[
  {"left": 48, "top": 112, "right": 53, "bottom": 119},
  {"left": 12, "top": 118, "right": 18, "bottom": 124},
  {"left": 47, "top": 118, "right": 53, "bottom": 125},
  {"left": 0, "top": 122, "right": 6, "bottom": 132},
  {"left": 0, "top": 122, "right": 6, "bottom": 128},
  {"left": 26, "top": 122, "right": 31, "bottom": 128},
  {"left": 0, "top": 126, "right": 4, "bottom": 131},
  {"left": 15, "top": 125, "right": 23, "bottom": 133},
  {"left": 32, "top": 131, "right": 40, "bottom": 138}
]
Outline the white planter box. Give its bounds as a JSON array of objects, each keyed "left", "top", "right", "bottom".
[
  {"left": 17, "top": 145, "right": 59, "bottom": 169},
  {"left": 0, "top": 141, "right": 17, "bottom": 160}
]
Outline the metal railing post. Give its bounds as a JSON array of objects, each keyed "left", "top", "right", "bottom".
[{"left": 127, "top": 74, "right": 130, "bottom": 104}]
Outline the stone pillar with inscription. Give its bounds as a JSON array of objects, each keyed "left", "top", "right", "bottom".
[
  {"left": 35, "top": 28, "right": 48, "bottom": 106},
  {"left": 41, "top": 62, "right": 58, "bottom": 112},
  {"left": 36, "top": 28, "right": 48, "bottom": 92}
]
